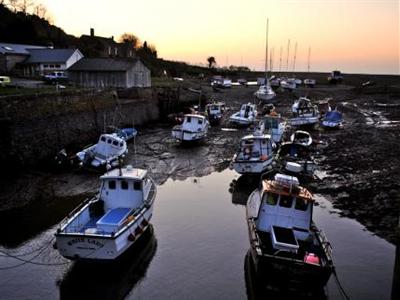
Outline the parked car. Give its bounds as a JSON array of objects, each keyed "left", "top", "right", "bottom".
[
  {"left": 43, "top": 71, "right": 68, "bottom": 84},
  {"left": 0, "top": 76, "right": 11, "bottom": 87},
  {"left": 327, "top": 70, "right": 343, "bottom": 84}
]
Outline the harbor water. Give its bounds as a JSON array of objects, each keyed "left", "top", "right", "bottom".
[{"left": 0, "top": 169, "right": 395, "bottom": 299}]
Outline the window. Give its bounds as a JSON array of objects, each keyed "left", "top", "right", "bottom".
[
  {"left": 108, "top": 180, "right": 116, "bottom": 189},
  {"left": 133, "top": 181, "right": 141, "bottom": 190},
  {"left": 187, "top": 116, "right": 191, "bottom": 123},
  {"left": 101, "top": 136, "right": 106, "bottom": 142},
  {"left": 119, "top": 142, "right": 123, "bottom": 147},
  {"left": 55, "top": 64, "right": 60, "bottom": 68},
  {"left": 198, "top": 119, "right": 203, "bottom": 124},
  {"left": 112, "top": 140, "right": 118, "bottom": 146},
  {"left": 295, "top": 198, "right": 308, "bottom": 211},
  {"left": 107, "top": 139, "right": 112, "bottom": 144},
  {"left": 279, "top": 195, "right": 293, "bottom": 208},
  {"left": 263, "top": 193, "right": 278, "bottom": 206},
  {"left": 44, "top": 64, "right": 48, "bottom": 68},
  {"left": 121, "top": 180, "right": 128, "bottom": 190}
]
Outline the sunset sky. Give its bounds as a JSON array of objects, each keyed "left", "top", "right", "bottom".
[{"left": 38, "top": 0, "right": 399, "bottom": 74}]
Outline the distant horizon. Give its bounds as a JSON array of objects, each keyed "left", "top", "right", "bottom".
[{"left": 31, "top": 0, "right": 399, "bottom": 75}]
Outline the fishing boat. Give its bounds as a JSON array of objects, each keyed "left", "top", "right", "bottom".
[
  {"left": 76, "top": 134, "right": 128, "bottom": 169},
  {"left": 171, "top": 114, "right": 209, "bottom": 142},
  {"left": 55, "top": 165, "right": 157, "bottom": 260},
  {"left": 289, "top": 97, "right": 320, "bottom": 126},
  {"left": 246, "top": 173, "right": 333, "bottom": 291},
  {"left": 260, "top": 114, "right": 286, "bottom": 143},
  {"left": 229, "top": 103, "right": 258, "bottom": 126},
  {"left": 277, "top": 142, "right": 317, "bottom": 176},
  {"left": 205, "top": 102, "right": 226, "bottom": 125},
  {"left": 290, "top": 130, "right": 312, "bottom": 147},
  {"left": 322, "top": 110, "right": 343, "bottom": 128},
  {"left": 231, "top": 130, "right": 276, "bottom": 175}
]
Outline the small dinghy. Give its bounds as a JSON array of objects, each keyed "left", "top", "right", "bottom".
[
  {"left": 116, "top": 127, "right": 137, "bottom": 141},
  {"left": 280, "top": 78, "right": 297, "bottom": 90},
  {"left": 289, "top": 97, "right": 320, "bottom": 126},
  {"left": 246, "top": 173, "right": 333, "bottom": 291},
  {"left": 55, "top": 165, "right": 157, "bottom": 260},
  {"left": 171, "top": 114, "right": 209, "bottom": 142},
  {"left": 229, "top": 103, "right": 258, "bottom": 126},
  {"left": 231, "top": 129, "right": 276, "bottom": 175},
  {"left": 205, "top": 102, "right": 226, "bottom": 125},
  {"left": 290, "top": 130, "right": 312, "bottom": 147},
  {"left": 76, "top": 134, "right": 128, "bottom": 169},
  {"left": 322, "top": 110, "right": 343, "bottom": 128}
]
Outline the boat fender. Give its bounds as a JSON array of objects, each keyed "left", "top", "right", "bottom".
[
  {"left": 304, "top": 252, "right": 320, "bottom": 265},
  {"left": 135, "top": 226, "right": 143, "bottom": 235}
]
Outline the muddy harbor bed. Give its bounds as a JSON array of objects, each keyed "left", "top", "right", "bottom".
[{"left": 0, "top": 77, "right": 399, "bottom": 246}]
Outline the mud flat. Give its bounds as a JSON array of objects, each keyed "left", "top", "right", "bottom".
[{"left": 0, "top": 74, "right": 399, "bottom": 244}]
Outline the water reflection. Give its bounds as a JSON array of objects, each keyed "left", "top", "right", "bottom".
[
  {"left": 230, "top": 175, "right": 259, "bottom": 206},
  {"left": 58, "top": 225, "right": 157, "bottom": 300},
  {"left": 244, "top": 249, "right": 327, "bottom": 300}
]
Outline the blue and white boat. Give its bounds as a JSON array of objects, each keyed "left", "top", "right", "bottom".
[
  {"left": 172, "top": 114, "right": 209, "bottom": 142},
  {"left": 289, "top": 97, "right": 320, "bottom": 127},
  {"left": 116, "top": 127, "right": 137, "bottom": 141},
  {"left": 205, "top": 102, "right": 226, "bottom": 125},
  {"left": 260, "top": 115, "right": 286, "bottom": 143},
  {"left": 322, "top": 110, "right": 343, "bottom": 128},
  {"left": 76, "top": 134, "right": 128, "bottom": 169},
  {"left": 55, "top": 165, "right": 157, "bottom": 260}
]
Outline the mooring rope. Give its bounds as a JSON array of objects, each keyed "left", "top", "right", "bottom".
[
  {"left": 0, "top": 238, "right": 69, "bottom": 270},
  {"left": 332, "top": 266, "right": 350, "bottom": 300}
]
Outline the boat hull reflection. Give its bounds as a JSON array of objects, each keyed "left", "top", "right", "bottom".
[{"left": 59, "top": 225, "right": 157, "bottom": 300}]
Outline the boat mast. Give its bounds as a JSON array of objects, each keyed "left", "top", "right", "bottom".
[
  {"left": 307, "top": 46, "right": 311, "bottom": 73},
  {"left": 270, "top": 47, "right": 274, "bottom": 73},
  {"left": 279, "top": 46, "right": 283, "bottom": 73},
  {"left": 265, "top": 18, "right": 269, "bottom": 80},
  {"left": 292, "top": 42, "right": 297, "bottom": 73},
  {"left": 286, "top": 39, "right": 291, "bottom": 73}
]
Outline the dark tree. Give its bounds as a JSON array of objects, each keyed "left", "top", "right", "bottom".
[
  {"left": 119, "top": 33, "right": 140, "bottom": 49},
  {"left": 207, "top": 56, "right": 216, "bottom": 68}
]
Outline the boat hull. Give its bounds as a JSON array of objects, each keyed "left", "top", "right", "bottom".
[
  {"left": 322, "top": 120, "right": 341, "bottom": 128},
  {"left": 172, "top": 129, "right": 207, "bottom": 142},
  {"left": 289, "top": 116, "right": 319, "bottom": 126},
  {"left": 232, "top": 157, "right": 273, "bottom": 174},
  {"left": 55, "top": 205, "right": 154, "bottom": 261}
]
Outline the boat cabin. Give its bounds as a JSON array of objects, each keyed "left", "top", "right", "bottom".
[
  {"left": 206, "top": 103, "right": 225, "bottom": 116},
  {"left": 181, "top": 114, "right": 207, "bottom": 131},
  {"left": 239, "top": 103, "right": 256, "bottom": 118},
  {"left": 256, "top": 174, "right": 313, "bottom": 252},
  {"left": 237, "top": 134, "right": 275, "bottom": 161},
  {"left": 292, "top": 97, "right": 319, "bottom": 117},
  {"left": 95, "top": 134, "right": 126, "bottom": 158}
]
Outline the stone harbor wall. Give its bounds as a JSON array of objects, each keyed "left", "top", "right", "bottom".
[{"left": 0, "top": 87, "right": 179, "bottom": 168}]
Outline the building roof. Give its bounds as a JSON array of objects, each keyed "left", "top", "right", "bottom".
[
  {"left": 25, "top": 48, "right": 80, "bottom": 63},
  {"left": 68, "top": 58, "right": 141, "bottom": 72},
  {"left": 0, "top": 42, "right": 47, "bottom": 55}
]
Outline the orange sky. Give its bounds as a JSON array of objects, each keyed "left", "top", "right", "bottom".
[{"left": 38, "top": 0, "right": 399, "bottom": 74}]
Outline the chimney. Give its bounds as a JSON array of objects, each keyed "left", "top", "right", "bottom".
[
  {"left": 111, "top": 36, "right": 114, "bottom": 41},
  {"left": 90, "top": 28, "right": 94, "bottom": 37}
]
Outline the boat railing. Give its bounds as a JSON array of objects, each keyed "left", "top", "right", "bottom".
[{"left": 316, "top": 228, "right": 333, "bottom": 264}]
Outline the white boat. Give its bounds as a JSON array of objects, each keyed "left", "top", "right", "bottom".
[
  {"left": 289, "top": 97, "right": 320, "bottom": 126},
  {"left": 260, "top": 114, "right": 286, "bottom": 143},
  {"left": 303, "top": 78, "right": 316, "bottom": 87},
  {"left": 229, "top": 103, "right": 258, "bottom": 126},
  {"left": 205, "top": 102, "right": 226, "bottom": 125},
  {"left": 231, "top": 131, "right": 276, "bottom": 174},
  {"left": 280, "top": 78, "right": 297, "bottom": 90},
  {"left": 290, "top": 130, "right": 312, "bottom": 146},
  {"left": 55, "top": 165, "right": 157, "bottom": 260},
  {"left": 76, "top": 134, "right": 128, "bottom": 169},
  {"left": 255, "top": 83, "right": 276, "bottom": 103},
  {"left": 172, "top": 114, "right": 209, "bottom": 142},
  {"left": 246, "top": 173, "right": 333, "bottom": 291},
  {"left": 255, "top": 19, "right": 276, "bottom": 103},
  {"left": 270, "top": 77, "right": 281, "bottom": 87}
]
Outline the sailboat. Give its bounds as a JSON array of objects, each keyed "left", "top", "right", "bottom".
[
  {"left": 303, "top": 47, "right": 316, "bottom": 87},
  {"left": 255, "top": 19, "right": 276, "bottom": 103}
]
